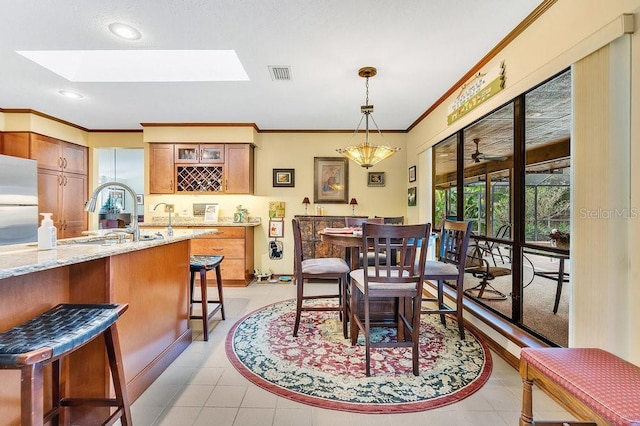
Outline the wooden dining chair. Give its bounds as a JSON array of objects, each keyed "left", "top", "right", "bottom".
[
  {"left": 421, "top": 219, "right": 472, "bottom": 339},
  {"left": 292, "top": 218, "right": 350, "bottom": 338},
  {"left": 344, "top": 217, "right": 386, "bottom": 266},
  {"left": 349, "top": 222, "right": 430, "bottom": 376}
]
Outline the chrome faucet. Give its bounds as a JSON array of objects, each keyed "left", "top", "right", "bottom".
[
  {"left": 85, "top": 181, "right": 140, "bottom": 242},
  {"left": 153, "top": 203, "right": 174, "bottom": 237}
]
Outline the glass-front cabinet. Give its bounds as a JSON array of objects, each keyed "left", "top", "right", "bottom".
[{"left": 175, "top": 144, "right": 224, "bottom": 164}]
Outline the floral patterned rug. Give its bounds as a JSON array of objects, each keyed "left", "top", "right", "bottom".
[{"left": 225, "top": 299, "right": 492, "bottom": 414}]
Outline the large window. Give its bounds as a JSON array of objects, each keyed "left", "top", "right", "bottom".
[{"left": 432, "top": 70, "right": 571, "bottom": 346}]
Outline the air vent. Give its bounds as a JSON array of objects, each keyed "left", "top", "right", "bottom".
[{"left": 268, "top": 65, "right": 292, "bottom": 81}]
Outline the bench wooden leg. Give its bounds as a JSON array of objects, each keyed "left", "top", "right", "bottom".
[
  {"left": 520, "top": 378, "right": 534, "bottom": 426},
  {"left": 21, "top": 363, "right": 44, "bottom": 426}
]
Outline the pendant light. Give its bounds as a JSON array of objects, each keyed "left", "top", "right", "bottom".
[{"left": 337, "top": 67, "right": 400, "bottom": 169}]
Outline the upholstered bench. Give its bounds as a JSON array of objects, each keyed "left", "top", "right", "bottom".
[
  {"left": 0, "top": 303, "right": 131, "bottom": 425},
  {"left": 190, "top": 255, "right": 226, "bottom": 341},
  {"left": 520, "top": 347, "right": 640, "bottom": 426}
]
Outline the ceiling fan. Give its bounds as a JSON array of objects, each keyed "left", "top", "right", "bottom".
[{"left": 471, "top": 138, "right": 509, "bottom": 163}]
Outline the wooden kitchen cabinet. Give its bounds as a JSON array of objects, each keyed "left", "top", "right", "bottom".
[
  {"left": 37, "top": 163, "right": 88, "bottom": 238},
  {"left": 149, "top": 143, "right": 254, "bottom": 194},
  {"left": 30, "top": 134, "right": 88, "bottom": 238},
  {"left": 190, "top": 226, "right": 255, "bottom": 286},
  {"left": 31, "top": 134, "right": 87, "bottom": 175},
  {"left": 149, "top": 144, "right": 175, "bottom": 194},
  {"left": 225, "top": 143, "right": 254, "bottom": 194},
  {"left": 0, "top": 132, "right": 31, "bottom": 158},
  {"left": 175, "top": 144, "right": 224, "bottom": 164}
]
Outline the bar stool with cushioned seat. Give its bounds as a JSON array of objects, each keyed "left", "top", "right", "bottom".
[
  {"left": 190, "top": 255, "right": 226, "bottom": 341},
  {"left": 0, "top": 303, "right": 131, "bottom": 426}
]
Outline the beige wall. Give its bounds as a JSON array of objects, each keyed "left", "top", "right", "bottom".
[
  {"left": 143, "top": 130, "right": 408, "bottom": 275},
  {"left": 4, "top": 0, "right": 640, "bottom": 363},
  {"left": 405, "top": 0, "right": 640, "bottom": 363}
]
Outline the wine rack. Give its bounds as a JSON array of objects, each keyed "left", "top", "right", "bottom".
[{"left": 176, "top": 165, "right": 224, "bottom": 192}]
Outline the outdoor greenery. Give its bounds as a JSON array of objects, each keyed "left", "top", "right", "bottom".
[{"left": 434, "top": 178, "right": 570, "bottom": 243}]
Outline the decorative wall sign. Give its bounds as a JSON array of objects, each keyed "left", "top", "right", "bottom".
[
  {"left": 447, "top": 61, "right": 506, "bottom": 125},
  {"left": 409, "top": 165, "right": 416, "bottom": 182},
  {"left": 367, "top": 172, "right": 385, "bottom": 187},
  {"left": 314, "top": 157, "right": 349, "bottom": 204},
  {"left": 273, "top": 168, "right": 295, "bottom": 187},
  {"left": 408, "top": 187, "right": 417, "bottom": 206}
]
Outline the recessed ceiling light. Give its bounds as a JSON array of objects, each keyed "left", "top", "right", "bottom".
[
  {"left": 18, "top": 50, "right": 249, "bottom": 82},
  {"left": 58, "top": 90, "right": 84, "bottom": 99},
  {"left": 108, "top": 23, "right": 142, "bottom": 40}
]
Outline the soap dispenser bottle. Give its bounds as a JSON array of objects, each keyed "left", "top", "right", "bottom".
[{"left": 38, "top": 213, "right": 57, "bottom": 250}]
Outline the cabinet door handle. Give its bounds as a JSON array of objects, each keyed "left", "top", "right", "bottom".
[
  {"left": 59, "top": 157, "right": 64, "bottom": 168},
  {"left": 57, "top": 175, "right": 63, "bottom": 186},
  {"left": 62, "top": 157, "right": 68, "bottom": 169},
  {"left": 63, "top": 176, "right": 68, "bottom": 186}
]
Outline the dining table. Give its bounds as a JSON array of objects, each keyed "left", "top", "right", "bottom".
[{"left": 319, "top": 228, "right": 398, "bottom": 325}]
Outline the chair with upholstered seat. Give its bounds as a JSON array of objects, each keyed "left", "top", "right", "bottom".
[
  {"left": 421, "top": 219, "right": 472, "bottom": 339},
  {"left": 189, "top": 255, "right": 225, "bottom": 341},
  {"left": 350, "top": 222, "right": 429, "bottom": 376},
  {"left": 292, "top": 217, "right": 350, "bottom": 338}
]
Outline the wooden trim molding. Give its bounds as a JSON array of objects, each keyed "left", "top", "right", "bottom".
[{"left": 407, "top": 0, "right": 558, "bottom": 131}]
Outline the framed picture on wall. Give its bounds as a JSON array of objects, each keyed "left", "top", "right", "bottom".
[
  {"left": 268, "top": 219, "right": 284, "bottom": 238},
  {"left": 408, "top": 187, "right": 417, "bottom": 206},
  {"left": 313, "top": 157, "right": 349, "bottom": 203},
  {"left": 273, "top": 168, "right": 295, "bottom": 187},
  {"left": 136, "top": 194, "right": 144, "bottom": 205},
  {"left": 367, "top": 171, "right": 385, "bottom": 187},
  {"left": 409, "top": 165, "right": 416, "bottom": 182}
]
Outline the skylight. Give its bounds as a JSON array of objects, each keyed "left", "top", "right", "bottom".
[{"left": 17, "top": 50, "right": 249, "bottom": 82}]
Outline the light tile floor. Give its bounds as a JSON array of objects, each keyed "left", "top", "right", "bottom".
[{"left": 126, "top": 282, "right": 575, "bottom": 426}]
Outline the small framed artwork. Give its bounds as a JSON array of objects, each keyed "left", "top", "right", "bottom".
[
  {"left": 108, "top": 188, "right": 125, "bottom": 210},
  {"left": 273, "top": 168, "right": 295, "bottom": 187},
  {"left": 408, "top": 187, "right": 417, "bottom": 206},
  {"left": 409, "top": 165, "right": 417, "bottom": 182},
  {"left": 367, "top": 171, "right": 385, "bottom": 187},
  {"left": 136, "top": 194, "right": 144, "bottom": 205},
  {"left": 268, "top": 219, "right": 285, "bottom": 238},
  {"left": 314, "top": 157, "right": 349, "bottom": 203}
]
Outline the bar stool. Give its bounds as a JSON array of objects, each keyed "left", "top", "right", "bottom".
[
  {"left": 0, "top": 303, "right": 131, "bottom": 426},
  {"left": 190, "top": 255, "right": 226, "bottom": 341}
]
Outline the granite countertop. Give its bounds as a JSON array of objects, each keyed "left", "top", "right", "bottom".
[
  {"left": 0, "top": 228, "right": 217, "bottom": 280},
  {"left": 139, "top": 216, "right": 261, "bottom": 228}
]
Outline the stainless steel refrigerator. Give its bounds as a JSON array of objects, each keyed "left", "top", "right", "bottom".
[{"left": 0, "top": 154, "right": 39, "bottom": 246}]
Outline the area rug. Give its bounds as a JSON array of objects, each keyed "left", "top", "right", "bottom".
[{"left": 225, "top": 299, "right": 492, "bottom": 414}]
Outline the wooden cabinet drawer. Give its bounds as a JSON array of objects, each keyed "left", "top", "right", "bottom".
[
  {"left": 190, "top": 238, "right": 245, "bottom": 258},
  {"left": 202, "top": 259, "right": 246, "bottom": 281},
  {"left": 197, "top": 227, "right": 246, "bottom": 239}
]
